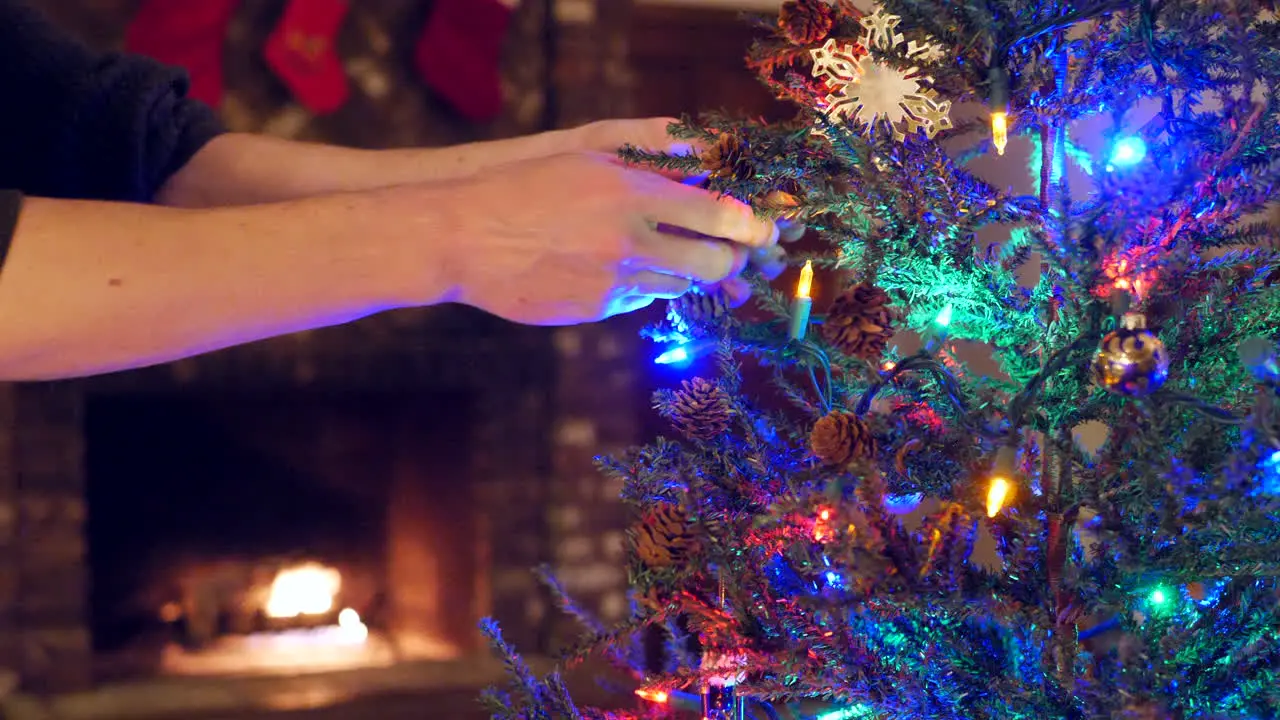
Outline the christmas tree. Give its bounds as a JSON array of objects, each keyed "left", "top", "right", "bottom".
[{"left": 482, "top": 0, "right": 1280, "bottom": 718}]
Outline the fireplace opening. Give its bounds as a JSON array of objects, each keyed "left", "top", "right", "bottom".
[{"left": 84, "top": 389, "right": 484, "bottom": 679}]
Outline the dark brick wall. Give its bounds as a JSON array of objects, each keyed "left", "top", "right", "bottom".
[
  {"left": 541, "top": 0, "right": 640, "bottom": 641},
  {"left": 2, "top": 0, "right": 642, "bottom": 693},
  {"left": 0, "top": 309, "right": 567, "bottom": 692},
  {"left": 4, "top": 383, "right": 91, "bottom": 692}
]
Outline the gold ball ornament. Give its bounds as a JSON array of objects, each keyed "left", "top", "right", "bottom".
[{"left": 1090, "top": 313, "right": 1170, "bottom": 397}]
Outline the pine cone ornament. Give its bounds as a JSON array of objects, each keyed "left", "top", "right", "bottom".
[
  {"left": 631, "top": 503, "right": 699, "bottom": 568},
  {"left": 778, "top": 0, "right": 834, "bottom": 45},
  {"left": 701, "top": 133, "right": 754, "bottom": 183},
  {"left": 662, "top": 378, "right": 734, "bottom": 440},
  {"left": 810, "top": 411, "right": 877, "bottom": 466},
  {"left": 822, "top": 283, "right": 896, "bottom": 361},
  {"left": 667, "top": 287, "right": 730, "bottom": 334}
]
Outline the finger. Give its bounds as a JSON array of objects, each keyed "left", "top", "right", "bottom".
[
  {"left": 620, "top": 161, "right": 703, "bottom": 183},
  {"left": 578, "top": 118, "right": 707, "bottom": 155},
  {"left": 718, "top": 277, "right": 753, "bottom": 308},
  {"left": 588, "top": 119, "right": 709, "bottom": 181},
  {"left": 636, "top": 175, "right": 779, "bottom": 248},
  {"left": 749, "top": 245, "right": 788, "bottom": 280},
  {"left": 633, "top": 229, "right": 749, "bottom": 284},
  {"left": 778, "top": 219, "right": 808, "bottom": 243},
  {"left": 618, "top": 270, "right": 694, "bottom": 299}
]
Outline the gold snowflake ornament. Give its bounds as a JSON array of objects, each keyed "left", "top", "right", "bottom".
[{"left": 810, "top": 6, "right": 952, "bottom": 142}]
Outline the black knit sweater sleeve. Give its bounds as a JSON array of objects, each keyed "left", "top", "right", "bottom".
[{"left": 0, "top": 0, "right": 226, "bottom": 202}]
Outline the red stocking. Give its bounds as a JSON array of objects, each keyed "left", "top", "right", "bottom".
[
  {"left": 263, "top": 0, "right": 351, "bottom": 115},
  {"left": 125, "top": 0, "right": 242, "bottom": 109},
  {"left": 415, "top": 0, "right": 520, "bottom": 122}
]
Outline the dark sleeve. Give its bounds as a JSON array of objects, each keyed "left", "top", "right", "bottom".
[
  {"left": 0, "top": 190, "right": 21, "bottom": 271},
  {"left": 0, "top": 1, "right": 226, "bottom": 203}
]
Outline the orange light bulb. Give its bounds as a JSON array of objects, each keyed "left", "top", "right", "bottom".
[
  {"left": 991, "top": 112, "right": 1009, "bottom": 156},
  {"left": 636, "top": 688, "right": 669, "bottom": 704},
  {"left": 986, "top": 476, "right": 1012, "bottom": 518},
  {"left": 796, "top": 260, "right": 814, "bottom": 299},
  {"left": 985, "top": 446, "right": 1018, "bottom": 517}
]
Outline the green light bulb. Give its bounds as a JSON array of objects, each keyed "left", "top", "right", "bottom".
[
  {"left": 816, "top": 705, "right": 876, "bottom": 720},
  {"left": 935, "top": 304, "right": 954, "bottom": 328}
]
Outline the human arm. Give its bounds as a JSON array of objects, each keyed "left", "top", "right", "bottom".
[
  {"left": 152, "top": 122, "right": 797, "bottom": 293},
  {"left": 0, "top": 154, "right": 776, "bottom": 380},
  {"left": 0, "top": 192, "right": 422, "bottom": 379},
  {"left": 154, "top": 120, "right": 691, "bottom": 207}
]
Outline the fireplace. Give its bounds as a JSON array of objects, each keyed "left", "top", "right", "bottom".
[
  {"left": 0, "top": 308, "right": 639, "bottom": 695},
  {"left": 85, "top": 389, "right": 478, "bottom": 678}
]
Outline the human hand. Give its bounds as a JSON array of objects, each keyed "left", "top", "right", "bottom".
[
  {"left": 563, "top": 118, "right": 809, "bottom": 301},
  {"left": 561, "top": 117, "right": 700, "bottom": 157},
  {"left": 423, "top": 152, "right": 778, "bottom": 325}
]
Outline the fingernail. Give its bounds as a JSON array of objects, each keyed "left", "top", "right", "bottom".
[
  {"left": 781, "top": 222, "right": 807, "bottom": 243},
  {"left": 750, "top": 245, "right": 785, "bottom": 263}
]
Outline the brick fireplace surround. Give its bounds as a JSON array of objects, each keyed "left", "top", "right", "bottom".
[
  {"left": 0, "top": 306, "right": 640, "bottom": 698},
  {"left": 2, "top": 0, "right": 640, "bottom": 707}
]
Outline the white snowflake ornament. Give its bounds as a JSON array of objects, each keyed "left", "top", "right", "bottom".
[
  {"left": 810, "top": 38, "right": 860, "bottom": 83},
  {"left": 859, "top": 6, "right": 903, "bottom": 49},
  {"left": 810, "top": 5, "right": 952, "bottom": 142}
]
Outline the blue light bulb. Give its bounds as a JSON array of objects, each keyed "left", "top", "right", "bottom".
[
  {"left": 655, "top": 337, "right": 716, "bottom": 368},
  {"left": 884, "top": 493, "right": 924, "bottom": 513},
  {"left": 1107, "top": 136, "right": 1147, "bottom": 171},
  {"left": 1264, "top": 449, "right": 1280, "bottom": 469},
  {"left": 1257, "top": 449, "right": 1280, "bottom": 496},
  {"left": 655, "top": 345, "right": 690, "bottom": 366}
]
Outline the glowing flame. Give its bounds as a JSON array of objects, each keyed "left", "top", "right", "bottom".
[
  {"left": 987, "top": 476, "right": 1012, "bottom": 518},
  {"left": 264, "top": 563, "right": 341, "bottom": 618},
  {"left": 991, "top": 112, "right": 1008, "bottom": 156},
  {"left": 796, "top": 260, "right": 814, "bottom": 300}
]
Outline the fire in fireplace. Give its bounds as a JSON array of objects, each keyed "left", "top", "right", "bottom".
[
  {"left": 157, "top": 560, "right": 395, "bottom": 676},
  {"left": 85, "top": 389, "right": 481, "bottom": 678},
  {"left": 263, "top": 563, "right": 346, "bottom": 619}
]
